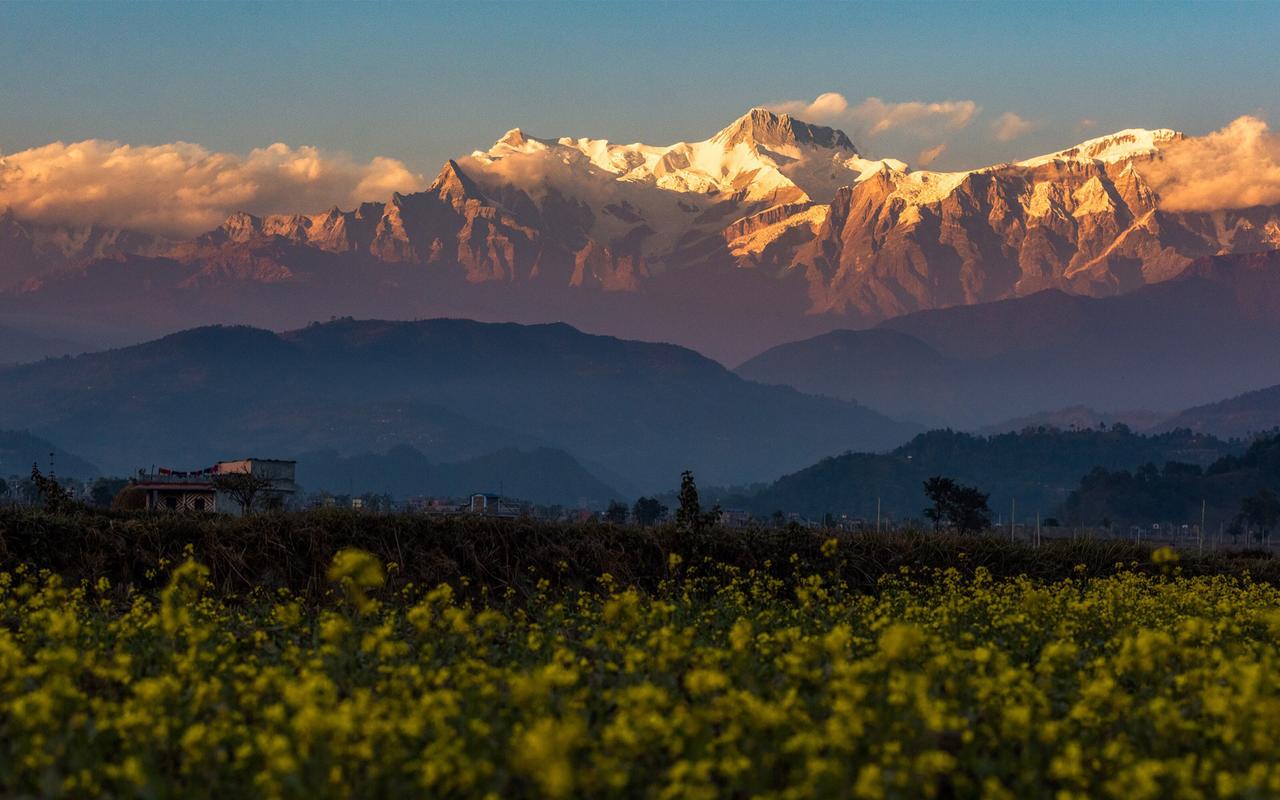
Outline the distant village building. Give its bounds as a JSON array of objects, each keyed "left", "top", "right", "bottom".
[
  {"left": 406, "top": 496, "right": 468, "bottom": 516},
  {"left": 718, "top": 508, "right": 752, "bottom": 529},
  {"left": 135, "top": 459, "right": 297, "bottom": 515},
  {"left": 468, "top": 493, "right": 527, "bottom": 518}
]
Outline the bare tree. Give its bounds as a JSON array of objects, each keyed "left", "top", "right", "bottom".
[{"left": 213, "top": 471, "right": 274, "bottom": 515}]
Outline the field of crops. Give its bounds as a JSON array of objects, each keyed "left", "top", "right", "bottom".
[{"left": 3, "top": 533, "right": 1280, "bottom": 799}]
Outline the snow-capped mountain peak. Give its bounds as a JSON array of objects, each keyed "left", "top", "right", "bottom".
[
  {"left": 710, "top": 107, "right": 858, "bottom": 154},
  {"left": 1017, "top": 128, "right": 1183, "bottom": 168},
  {"left": 466, "top": 107, "right": 875, "bottom": 211}
]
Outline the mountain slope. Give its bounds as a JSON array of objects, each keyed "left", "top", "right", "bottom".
[
  {"left": 731, "top": 427, "right": 1233, "bottom": 521},
  {"left": 0, "top": 323, "right": 84, "bottom": 365},
  {"left": 1155, "top": 385, "right": 1280, "bottom": 439},
  {"left": 295, "top": 445, "right": 620, "bottom": 507},
  {"left": 0, "top": 318, "right": 918, "bottom": 491},
  {"left": 0, "top": 430, "right": 99, "bottom": 480},
  {"left": 737, "top": 251, "right": 1280, "bottom": 428},
  {"left": 5, "top": 109, "right": 1280, "bottom": 362}
]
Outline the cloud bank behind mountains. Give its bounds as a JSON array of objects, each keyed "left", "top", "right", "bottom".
[
  {"left": 990, "top": 112, "right": 1037, "bottom": 142},
  {"left": 0, "top": 139, "right": 426, "bottom": 237},
  {"left": 768, "top": 93, "right": 979, "bottom": 138},
  {"left": 1142, "top": 115, "right": 1280, "bottom": 212},
  {"left": 2, "top": 113, "right": 1279, "bottom": 238}
]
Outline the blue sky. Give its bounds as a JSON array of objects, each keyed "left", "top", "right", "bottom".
[{"left": 1, "top": 1, "right": 1278, "bottom": 172}]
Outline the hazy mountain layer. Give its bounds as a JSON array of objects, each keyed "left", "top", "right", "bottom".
[
  {"left": 0, "top": 318, "right": 917, "bottom": 492},
  {"left": 737, "top": 251, "right": 1280, "bottom": 428},
  {"left": 727, "top": 427, "right": 1234, "bottom": 521},
  {"left": 295, "top": 445, "right": 620, "bottom": 507},
  {"left": 0, "top": 430, "right": 99, "bottom": 480}
]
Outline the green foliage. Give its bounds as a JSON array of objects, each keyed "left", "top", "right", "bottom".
[
  {"left": 1064, "top": 432, "right": 1280, "bottom": 527},
  {"left": 922, "top": 476, "right": 992, "bottom": 534},
  {"left": 735, "top": 426, "right": 1232, "bottom": 520},
  {"left": 211, "top": 471, "right": 274, "bottom": 515},
  {"left": 89, "top": 478, "right": 129, "bottom": 508},
  {"left": 4, "top": 541, "right": 1280, "bottom": 796},
  {"left": 29, "top": 463, "right": 73, "bottom": 514},
  {"left": 110, "top": 485, "right": 146, "bottom": 512},
  {"left": 631, "top": 496, "right": 666, "bottom": 526},
  {"left": 1241, "top": 489, "right": 1280, "bottom": 542},
  {"left": 675, "top": 471, "right": 720, "bottom": 533},
  {"left": 676, "top": 470, "right": 702, "bottom": 531},
  {"left": 604, "top": 500, "right": 628, "bottom": 524},
  {"left": 3, "top": 507, "right": 1280, "bottom": 605}
]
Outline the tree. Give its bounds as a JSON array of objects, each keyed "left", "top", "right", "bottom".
[
  {"left": 0, "top": 477, "right": 7, "bottom": 499},
  {"left": 90, "top": 478, "right": 129, "bottom": 508},
  {"left": 675, "top": 471, "right": 719, "bottom": 532},
  {"left": 923, "top": 476, "right": 992, "bottom": 534},
  {"left": 1241, "top": 489, "right": 1280, "bottom": 546},
  {"left": 1227, "top": 514, "right": 1245, "bottom": 546},
  {"left": 604, "top": 500, "right": 628, "bottom": 524},
  {"left": 111, "top": 485, "right": 147, "bottom": 511},
  {"left": 213, "top": 471, "right": 274, "bottom": 515},
  {"left": 676, "top": 470, "right": 702, "bottom": 531},
  {"left": 30, "top": 463, "right": 73, "bottom": 513},
  {"left": 631, "top": 497, "right": 667, "bottom": 526}
]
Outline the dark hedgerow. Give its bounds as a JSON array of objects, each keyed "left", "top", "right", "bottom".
[{"left": 0, "top": 506, "right": 1276, "bottom": 604}]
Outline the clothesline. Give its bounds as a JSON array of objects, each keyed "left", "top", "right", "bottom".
[{"left": 155, "top": 465, "right": 223, "bottom": 477}]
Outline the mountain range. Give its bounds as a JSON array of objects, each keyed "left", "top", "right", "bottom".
[
  {"left": 721, "top": 426, "right": 1235, "bottom": 522},
  {"left": 4, "top": 109, "right": 1280, "bottom": 363},
  {"left": 0, "top": 429, "right": 100, "bottom": 481},
  {"left": 294, "top": 445, "right": 621, "bottom": 507},
  {"left": 1154, "top": 384, "right": 1280, "bottom": 440},
  {"left": 737, "top": 250, "right": 1280, "bottom": 429},
  {"left": 0, "top": 318, "right": 916, "bottom": 493}
]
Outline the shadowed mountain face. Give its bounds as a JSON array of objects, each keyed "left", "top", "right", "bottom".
[
  {"left": 0, "top": 318, "right": 918, "bottom": 492},
  {"left": 0, "top": 324, "right": 85, "bottom": 365},
  {"left": 0, "top": 430, "right": 99, "bottom": 480},
  {"left": 977, "top": 406, "right": 1172, "bottom": 436},
  {"left": 1155, "top": 385, "right": 1280, "bottom": 440},
  {"left": 294, "top": 445, "right": 621, "bottom": 507},
  {"left": 727, "top": 427, "right": 1234, "bottom": 521},
  {"left": 737, "top": 251, "right": 1280, "bottom": 429},
  {"left": 3, "top": 111, "right": 1280, "bottom": 364}
]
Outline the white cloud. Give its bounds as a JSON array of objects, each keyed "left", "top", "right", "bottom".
[
  {"left": 1076, "top": 117, "right": 1098, "bottom": 133},
  {"left": 767, "top": 92, "right": 979, "bottom": 137},
  {"left": 1141, "top": 115, "right": 1280, "bottom": 212},
  {"left": 916, "top": 143, "right": 947, "bottom": 167},
  {"left": 0, "top": 139, "right": 426, "bottom": 237},
  {"left": 767, "top": 91, "right": 849, "bottom": 122},
  {"left": 991, "top": 112, "right": 1037, "bottom": 142},
  {"left": 851, "top": 97, "right": 979, "bottom": 137}
]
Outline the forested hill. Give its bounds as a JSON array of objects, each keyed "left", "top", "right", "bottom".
[
  {"left": 730, "top": 426, "right": 1234, "bottom": 521},
  {"left": 0, "top": 430, "right": 100, "bottom": 480},
  {"left": 1063, "top": 433, "right": 1280, "bottom": 530}
]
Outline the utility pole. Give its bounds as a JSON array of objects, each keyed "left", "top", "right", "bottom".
[
  {"left": 1200, "top": 499, "right": 1206, "bottom": 555},
  {"left": 876, "top": 496, "right": 881, "bottom": 534}
]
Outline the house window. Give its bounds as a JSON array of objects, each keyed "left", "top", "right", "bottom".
[
  {"left": 193, "top": 497, "right": 206, "bottom": 512},
  {"left": 165, "top": 496, "right": 178, "bottom": 511}
]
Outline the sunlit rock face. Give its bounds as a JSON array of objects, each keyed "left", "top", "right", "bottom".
[{"left": 4, "top": 111, "right": 1280, "bottom": 362}]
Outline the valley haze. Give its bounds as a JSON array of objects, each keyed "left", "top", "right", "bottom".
[{"left": 2, "top": 0, "right": 1280, "bottom": 512}]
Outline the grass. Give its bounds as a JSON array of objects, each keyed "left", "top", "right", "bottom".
[{"left": 1, "top": 506, "right": 1276, "bottom": 604}]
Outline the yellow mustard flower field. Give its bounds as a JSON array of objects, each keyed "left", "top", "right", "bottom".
[{"left": 3, "top": 544, "right": 1280, "bottom": 799}]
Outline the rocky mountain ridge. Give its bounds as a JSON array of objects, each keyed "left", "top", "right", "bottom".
[{"left": 4, "top": 109, "right": 1279, "bottom": 361}]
